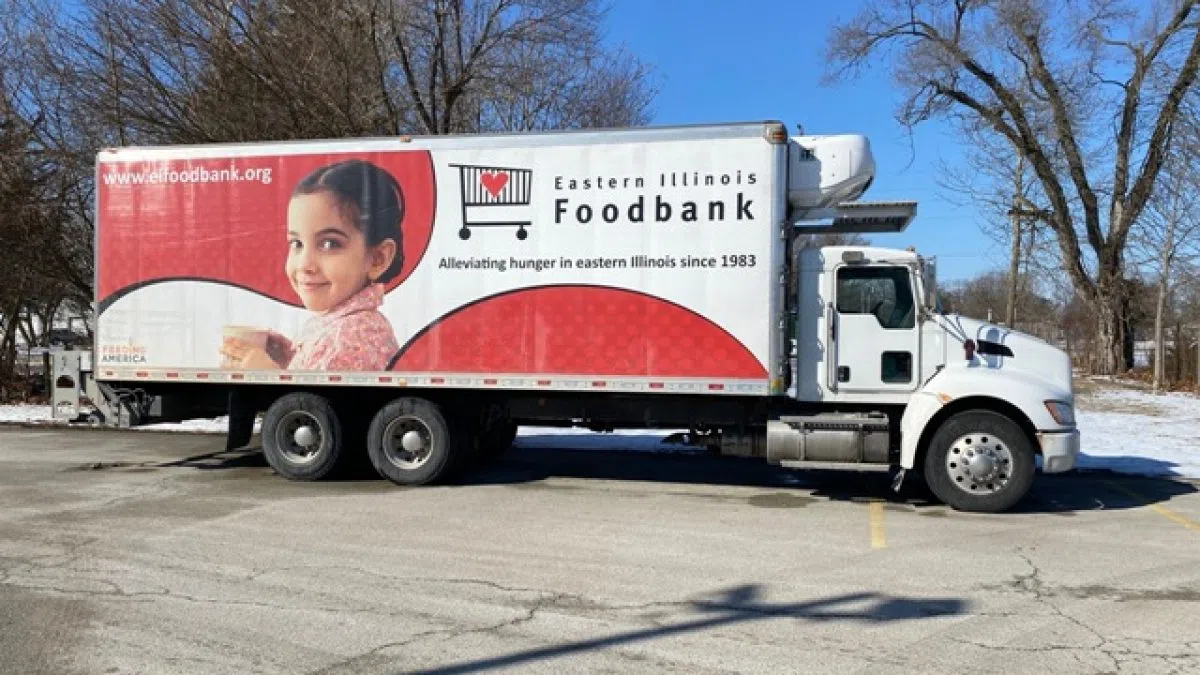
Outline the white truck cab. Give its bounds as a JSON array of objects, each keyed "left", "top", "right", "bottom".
[{"left": 778, "top": 241, "right": 1080, "bottom": 511}]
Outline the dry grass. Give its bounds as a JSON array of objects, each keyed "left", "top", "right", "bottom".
[{"left": 1074, "top": 374, "right": 1166, "bottom": 416}]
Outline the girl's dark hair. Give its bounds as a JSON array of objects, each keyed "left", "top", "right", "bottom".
[{"left": 293, "top": 159, "right": 405, "bottom": 284}]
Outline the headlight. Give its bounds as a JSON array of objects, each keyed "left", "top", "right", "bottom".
[{"left": 1044, "top": 400, "right": 1075, "bottom": 426}]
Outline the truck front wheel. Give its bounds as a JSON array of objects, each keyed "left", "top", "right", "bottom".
[
  {"left": 366, "top": 397, "right": 461, "bottom": 486},
  {"left": 261, "top": 392, "right": 344, "bottom": 481},
  {"left": 923, "top": 410, "right": 1036, "bottom": 513}
]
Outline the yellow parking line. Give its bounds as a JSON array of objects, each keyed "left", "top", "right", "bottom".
[
  {"left": 1106, "top": 481, "right": 1200, "bottom": 532},
  {"left": 869, "top": 500, "right": 887, "bottom": 549}
]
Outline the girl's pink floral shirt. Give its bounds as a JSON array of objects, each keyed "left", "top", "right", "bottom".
[{"left": 283, "top": 283, "right": 399, "bottom": 371}]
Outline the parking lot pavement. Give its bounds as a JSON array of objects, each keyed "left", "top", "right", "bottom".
[{"left": 2, "top": 426, "right": 1199, "bottom": 675}]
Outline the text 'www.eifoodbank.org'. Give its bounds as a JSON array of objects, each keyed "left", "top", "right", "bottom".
[{"left": 102, "top": 165, "right": 274, "bottom": 186}]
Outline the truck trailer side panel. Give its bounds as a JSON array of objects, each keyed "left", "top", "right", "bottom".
[{"left": 95, "top": 125, "right": 786, "bottom": 395}]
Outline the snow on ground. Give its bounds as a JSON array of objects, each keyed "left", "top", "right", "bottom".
[
  {"left": 0, "top": 406, "right": 258, "bottom": 435},
  {"left": 1074, "top": 383, "right": 1200, "bottom": 479},
  {"left": 0, "top": 405, "right": 53, "bottom": 424},
  {"left": 1, "top": 380, "right": 1198, "bottom": 480}
]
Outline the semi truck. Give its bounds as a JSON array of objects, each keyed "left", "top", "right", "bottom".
[{"left": 60, "top": 120, "right": 1079, "bottom": 513}]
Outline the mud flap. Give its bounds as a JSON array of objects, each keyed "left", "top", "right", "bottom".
[{"left": 226, "top": 388, "right": 258, "bottom": 451}]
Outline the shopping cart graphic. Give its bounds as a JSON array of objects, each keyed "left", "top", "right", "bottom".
[{"left": 451, "top": 164, "right": 534, "bottom": 240}]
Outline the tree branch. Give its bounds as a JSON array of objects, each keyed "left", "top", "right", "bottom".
[
  {"left": 390, "top": 3, "right": 435, "bottom": 133},
  {"left": 1118, "top": 10, "right": 1200, "bottom": 250},
  {"left": 368, "top": 1, "right": 400, "bottom": 131},
  {"left": 932, "top": 80, "right": 1095, "bottom": 299},
  {"left": 1018, "top": 28, "right": 1104, "bottom": 256}
]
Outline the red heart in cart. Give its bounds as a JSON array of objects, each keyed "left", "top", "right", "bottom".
[{"left": 480, "top": 171, "right": 509, "bottom": 197}]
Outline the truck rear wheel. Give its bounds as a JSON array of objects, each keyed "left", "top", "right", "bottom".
[
  {"left": 261, "top": 392, "right": 344, "bottom": 481},
  {"left": 366, "top": 397, "right": 461, "bottom": 486},
  {"left": 922, "top": 410, "right": 1035, "bottom": 513}
]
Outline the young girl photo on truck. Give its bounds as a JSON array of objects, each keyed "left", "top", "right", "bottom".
[{"left": 218, "top": 159, "right": 405, "bottom": 372}]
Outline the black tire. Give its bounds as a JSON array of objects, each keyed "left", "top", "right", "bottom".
[
  {"left": 261, "top": 392, "right": 344, "bottom": 481},
  {"left": 922, "top": 410, "right": 1035, "bottom": 513},
  {"left": 366, "top": 397, "right": 461, "bottom": 486}
]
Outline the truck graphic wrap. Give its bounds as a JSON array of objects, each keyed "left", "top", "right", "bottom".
[
  {"left": 95, "top": 135, "right": 779, "bottom": 388},
  {"left": 71, "top": 123, "right": 1080, "bottom": 513}
]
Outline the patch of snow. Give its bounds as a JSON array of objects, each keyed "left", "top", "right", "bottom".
[
  {"left": 1074, "top": 387, "right": 1200, "bottom": 480},
  {"left": 0, "top": 405, "right": 53, "bottom": 424},
  {"left": 0, "top": 406, "right": 258, "bottom": 434}
]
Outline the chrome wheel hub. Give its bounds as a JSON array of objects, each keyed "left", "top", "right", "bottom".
[
  {"left": 945, "top": 432, "right": 1014, "bottom": 494},
  {"left": 275, "top": 411, "right": 323, "bottom": 464},
  {"left": 383, "top": 416, "right": 434, "bottom": 471}
]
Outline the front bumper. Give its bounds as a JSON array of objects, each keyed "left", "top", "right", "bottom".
[{"left": 1038, "top": 428, "right": 1080, "bottom": 473}]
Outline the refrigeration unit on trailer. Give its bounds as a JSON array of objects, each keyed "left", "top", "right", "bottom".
[{"left": 71, "top": 120, "right": 1079, "bottom": 512}]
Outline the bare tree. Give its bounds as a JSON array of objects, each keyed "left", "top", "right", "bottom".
[
  {"left": 14, "top": 0, "right": 656, "bottom": 269},
  {"left": 31, "top": 0, "right": 409, "bottom": 144},
  {"left": 1, "top": 8, "right": 81, "bottom": 398},
  {"left": 825, "top": 0, "right": 1200, "bottom": 373},
  {"left": 934, "top": 123, "right": 1062, "bottom": 328},
  {"left": 940, "top": 268, "right": 1062, "bottom": 339},
  {"left": 380, "top": 0, "right": 654, "bottom": 134},
  {"left": 1131, "top": 115, "right": 1200, "bottom": 390}
]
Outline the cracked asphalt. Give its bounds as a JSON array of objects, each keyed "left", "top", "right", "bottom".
[{"left": 2, "top": 425, "right": 1200, "bottom": 675}]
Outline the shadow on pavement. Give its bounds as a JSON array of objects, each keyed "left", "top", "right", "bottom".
[
  {"left": 449, "top": 442, "right": 1199, "bottom": 516},
  {"left": 396, "top": 583, "right": 968, "bottom": 675},
  {"left": 72, "top": 432, "right": 1200, "bottom": 515}
]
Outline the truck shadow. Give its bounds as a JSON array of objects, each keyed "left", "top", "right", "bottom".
[
  {"left": 145, "top": 435, "right": 1199, "bottom": 516},
  {"left": 396, "top": 583, "right": 968, "bottom": 675},
  {"left": 448, "top": 439, "right": 1199, "bottom": 516}
]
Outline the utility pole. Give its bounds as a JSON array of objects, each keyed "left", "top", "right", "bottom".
[{"left": 1005, "top": 155, "right": 1025, "bottom": 328}]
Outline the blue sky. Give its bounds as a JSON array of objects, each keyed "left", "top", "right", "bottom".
[{"left": 603, "top": 0, "right": 1007, "bottom": 283}]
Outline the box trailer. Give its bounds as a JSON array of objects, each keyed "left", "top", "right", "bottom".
[{"left": 68, "top": 121, "right": 1079, "bottom": 512}]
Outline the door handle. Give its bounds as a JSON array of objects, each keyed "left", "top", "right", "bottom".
[
  {"left": 826, "top": 303, "right": 837, "bottom": 391},
  {"left": 838, "top": 366, "right": 850, "bottom": 382}
]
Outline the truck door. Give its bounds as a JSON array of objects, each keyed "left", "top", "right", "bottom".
[{"left": 830, "top": 263, "right": 921, "bottom": 393}]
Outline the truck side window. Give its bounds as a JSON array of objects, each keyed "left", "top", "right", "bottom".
[{"left": 836, "top": 266, "right": 915, "bottom": 329}]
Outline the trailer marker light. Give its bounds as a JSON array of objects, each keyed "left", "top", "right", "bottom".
[{"left": 763, "top": 123, "right": 788, "bottom": 144}]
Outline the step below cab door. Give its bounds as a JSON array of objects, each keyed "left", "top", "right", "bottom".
[{"left": 829, "top": 261, "right": 922, "bottom": 394}]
